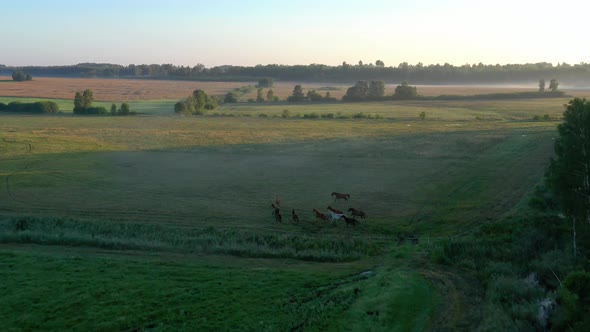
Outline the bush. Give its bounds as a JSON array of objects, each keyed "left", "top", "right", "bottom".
[
  {"left": 281, "top": 109, "right": 291, "bottom": 118},
  {"left": 73, "top": 106, "right": 108, "bottom": 115},
  {"left": 258, "top": 113, "right": 268, "bottom": 118},
  {"left": 0, "top": 102, "right": 6, "bottom": 111},
  {"left": 0, "top": 101, "right": 59, "bottom": 113},
  {"left": 303, "top": 112, "right": 319, "bottom": 119}
]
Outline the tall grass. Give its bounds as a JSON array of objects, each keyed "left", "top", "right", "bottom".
[{"left": 0, "top": 216, "right": 382, "bottom": 262}]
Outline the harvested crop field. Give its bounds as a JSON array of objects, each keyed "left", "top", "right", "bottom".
[{"left": 0, "top": 76, "right": 247, "bottom": 101}]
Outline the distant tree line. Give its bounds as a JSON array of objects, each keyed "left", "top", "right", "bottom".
[
  {"left": 2, "top": 61, "right": 590, "bottom": 84},
  {"left": 0, "top": 101, "right": 58, "bottom": 113}
]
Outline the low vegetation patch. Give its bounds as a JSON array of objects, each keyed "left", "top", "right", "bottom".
[
  {"left": 0, "top": 216, "right": 383, "bottom": 262},
  {"left": 0, "top": 101, "right": 58, "bottom": 113}
]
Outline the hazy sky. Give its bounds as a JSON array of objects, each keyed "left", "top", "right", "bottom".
[{"left": 2, "top": 0, "right": 589, "bottom": 67}]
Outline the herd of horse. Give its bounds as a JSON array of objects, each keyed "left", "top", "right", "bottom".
[{"left": 270, "top": 193, "right": 367, "bottom": 226}]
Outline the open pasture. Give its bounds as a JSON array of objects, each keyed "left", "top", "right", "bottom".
[
  {"left": 0, "top": 96, "right": 564, "bottom": 330},
  {"left": 0, "top": 102, "right": 557, "bottom": 239}
]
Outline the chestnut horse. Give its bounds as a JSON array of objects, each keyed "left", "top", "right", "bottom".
[
  {"left": 331, "top": 192, "right": 350, "bottom": 201},
  {"left": 312, "top": 208, "right": 330, "bottom": 222},
  {"left": 348, "top": 208, "right": 366, "bottom": 219},
  {"left": 327, "top": 206, "right": 344, "bottom": 214}
]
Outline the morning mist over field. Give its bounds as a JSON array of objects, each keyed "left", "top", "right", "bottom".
[{"left": 2, "top": 1, "right": 590, "bottom": 331}]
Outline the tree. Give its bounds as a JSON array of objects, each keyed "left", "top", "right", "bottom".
[
  {"left": 368, "top": 80, "right": 385, "bottom": 98},
  {"left": 539, "top": 79, "right": 546, "bottom": 93},
  {"left": 306, "top": 90, "right": 323, "bottom": 102},
  {"left": 547, "top": 98, "right": 590, "bottom": 257},
  {"left": 375, "top": 60, "right": 385, "bottom": 67},
  {"left": 192, "top": 89, "right": 207, "bottom": 111},
  {"left": 120, "top": 103, "right": 130, "bottom": 115},
  {"left": 550, "top": 78, "right": 559, "bottom": 92},
  {"left": 266, "top": 89, "right": 274, "bottom": 102},
  {"left": 82, "top": 89, "right": 94, "bottom": 108},
  {"left": 224, "top": 92, "right": 238, "bottom": 103},
  {"left": 174, "top": 101, "right": 190, "bottom": 115},
  {"left": 25, "top": 74, "right": 32, "bottom": 81},
  {"left": 12, "top": 70, "right": 26, "bottom": 82},
  {"left": 343, "top": 81, "right": 369, "bottom": 101},
  {"left": 110, "top": 104, "right": 117, "bottom": 115},
  {"left": 394, "top": 82, "right": 418, "bottom": 99},
  {"left": 256, "top": 88, "right": 265, "bottom": 102},
  {"left": 257, "top": 77, "right": 273, "bottom": 88},
  {"left": 73, "top": 89, "right": 94, "bottom": 112},
  {"left": 287, "top": 85, "right": 305, "bottom": 102}
]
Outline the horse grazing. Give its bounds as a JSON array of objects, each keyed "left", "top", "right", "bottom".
[
  {"left": 340, "top": 215, "right": 359, "bottom": 226},
  {"left": 331, "top": 192, "right": 350, "bottom": 201},
  {"left": 291, "top": 209, "right": 299, "bottom": 223},
  {"left": 312, "top": 208, "right": 330, "bottom": 222},
  {"left": 327, "top": 206, "right": 344, "bottom": 214},
  {"left": 348, "top": 207, "right": 366, "bottom": 219}
]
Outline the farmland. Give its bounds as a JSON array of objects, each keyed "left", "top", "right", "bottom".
[{"left": 0, "top": 83, "right": 581, "bottom": 330}]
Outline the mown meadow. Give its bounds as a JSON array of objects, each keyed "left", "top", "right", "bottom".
[{"left": 1, "top": 91, "right": 585, "bottom": 330}]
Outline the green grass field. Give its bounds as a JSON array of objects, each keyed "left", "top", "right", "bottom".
[{"left": 0, "top": 95, "right": 565, "bottom": 330}]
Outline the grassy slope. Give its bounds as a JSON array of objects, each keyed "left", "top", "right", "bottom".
[
  {"left": 0, "top": 246, "right": 438, "bottom": 331},
  {"left": 0, "top": 97, "right": 563, "bottom": 330}
]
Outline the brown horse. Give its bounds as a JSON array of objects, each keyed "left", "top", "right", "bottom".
[
  {"left": 331, "top": 192, "right": 350, "bottom": 201},
  {"left": 340, "top": 215, "right": 359, "bottom": 226},
  {"left": 327, "top": 206, "right": 344, "bottom": 214},
  {"left": 312, "top": 208, "right": 330, "bottom": 222},
  {"left": 348, "top": 207, "right": 366, "bottom": 219},
  {"left": 275, "top": 211, "right": 282, "bottom": 223},
  {"left": 291, "top": 209, "right": 299, "bottom": 223}
]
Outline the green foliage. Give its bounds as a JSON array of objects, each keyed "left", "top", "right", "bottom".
[
  {"left": 306, "top": 89, "right": 323, "bottom": 102},
  {"left": 553, "top": 271, "right": 590, "bottom": 331},
  {"left": 281, "top": 109, "right": 291, "bottom": 118},
  {"left": 0, "top": 101, "right": 59, "bottom": 113},
  {"left": 547, "top": 98, "right": 590, "bottom": 229},
  {"left": 539, "top": 79, "right": 545, "bottom": 92},
  {"left": 257, "top": 77, "right": 273, "bottom": 88},
  {"left": 11, "top": 70, "right": 30, "bottom": 81},
  {"left": 0, "top": 217, "right": 381, "bottom": 262},
  {"left": 287, "top": 85, "right": 305, "bottom": 102},
  {"left": 419, "top": 111, "right": 426, "bottom": 121},
  {"left": 368, "top": 80, "right": 385, "bottom": 98},
  {"left": 394, "top": 82, "right": 418, "bottom": 99},
  {"left": 266, "top": 89, "right": 274, "bottom": 101},
  {"left": 110, "top": 103, "right": 117, "bottom": 115},
  {"left": 343, "top": 81, "right": 369, "bottom": 101},
  {"left": 256, "top": 88, "right": 265, "bottom": 102},
  {"left": 72, "top": 89, "right": 99, "bottom": 114},
  {"left": 192, "top": 89, "right": 207, "bottom": 110},
  {"left": 549, "top": 78, "right": 559, "bottom": 92},
  {"left": 224, "top": 92, "right": 238, "bottom": 103},
  {"left": 120, "top": 102, "right": 130, "bottom": 115}
]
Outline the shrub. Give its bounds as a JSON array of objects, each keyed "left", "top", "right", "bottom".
[
  {"left": 281, "top": 109, "right": 291, "bottom": 118},
  {"left": 0, "top": 101, "right": 58, "bottom": 113},
  {"left": 258, "top": 113, "right": 268, "bottom": 117},
  {"left": 0, "top": 102, "right": 6, "bottom": 111},
  {"left": 303, "top": 112, "right": 319, "bottom": 119}
]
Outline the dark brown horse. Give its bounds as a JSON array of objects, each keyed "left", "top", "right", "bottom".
[
  {"left": 348, "top": 207, "right": 366, "bottom": 219},
  {"left": 275, "top": 211, "right": 282, "bottom": 223},
  {"left": 331, "top": 192, "right": 350, "bottom": 201},
  {"left": 312, "top": 208, "right": 330, "bottom": 222},
  {"left": 291, "top": 209, "right": 299, "bottom": 223},
  {"left": 340, "top": 215, "right": 359, "bottom": 226},
  {"left": 327, "top": 206, "right": 344, "bottom": 214}
]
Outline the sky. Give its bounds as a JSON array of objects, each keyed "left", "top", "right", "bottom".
[{"left": 1, "top": 0, "right": 589, "bottom": 67}]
